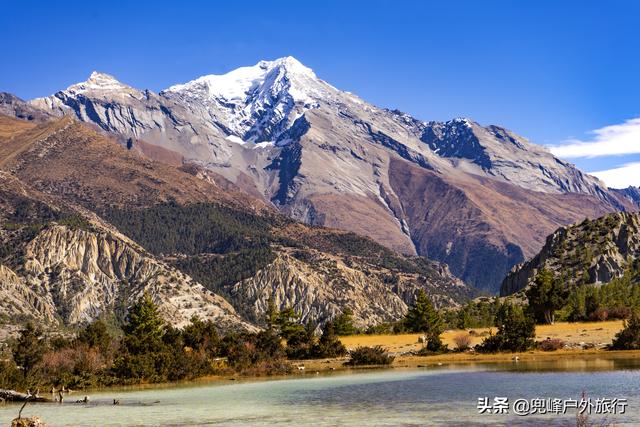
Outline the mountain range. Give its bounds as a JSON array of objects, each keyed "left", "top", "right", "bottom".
[
  {"left": 6, "top": 57, "right": 637, "bottom": 295},
  {"left": 0, "top": 114, "right": 472, "bottom": 333}
]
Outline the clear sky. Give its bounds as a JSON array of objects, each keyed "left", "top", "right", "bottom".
[{"left": 2, "top": 0, "right": 639, "bottom": 187}]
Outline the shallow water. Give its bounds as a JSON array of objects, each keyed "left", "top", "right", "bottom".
[{"left": 3, "top": 359, "right": 640, "bottom": 426}]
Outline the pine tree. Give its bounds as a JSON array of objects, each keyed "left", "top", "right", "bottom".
[
  {"left": 123, "top": 293, "right": 166, "bottom": 354},
  {"left": 315, "top": 321, "right": 347, "bottom": 357},
  {"left": 526, "top": 268, "right": 567, "bottom": 324},
  {"left": 265, "top": 297, "right": 279, "bottom": 330},
  {"left": 483, "top": 303, "right": 535, "bottom": 352},
  {"left": 611, "top": 311, "right": 640, "bottom": 350},
  {"left": 13, "top": 322, "right": 45, "bottom": 379},
  {"left": 404, "top": 290, "right": 444, "bottom": 349},
  {"left": 77, "top": 319, "right": 112, "bottom": 353},
  {"left": 275, "top": 306, "right": 305, "bottom": 341},
  {"left": 333, "top": 308, "right": 357, "bottom": 335}
]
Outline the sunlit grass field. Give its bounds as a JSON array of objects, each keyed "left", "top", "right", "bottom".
[{"left": 339, "top": 320, "right": 625, "bottom": 353}]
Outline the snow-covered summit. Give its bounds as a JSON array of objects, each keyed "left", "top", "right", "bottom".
[
  {"left": 164, "top": 56, "right": 319, "bottom": 103},
  {"left": 63, "top": 71, "right": 132, "bottom": 96},
  {"left": 161, "top": 56, "right": 334, "bottom": 142}
]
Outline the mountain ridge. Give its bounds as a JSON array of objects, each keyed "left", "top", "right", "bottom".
[
  {"left": 0, "top": 114, "right": 473, "bottom": 333},
  {"left": 3, "top": 56, "right": 636, "bottom": 292}
]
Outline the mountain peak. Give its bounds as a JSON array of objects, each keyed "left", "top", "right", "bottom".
[
  {"left": 161, "top": 57, "right": 330, "bottom": 142},
  {"left": 448, "top": 117, "right": 474, "bottom": 127},
  {"left": 88, "top": 71, "right": 118, "bottom": 81},
  {"left": 257, "top": 56, "right": 315, "bottom": 76},
  {"left": 163, "top": 56, "right": 317, "bottom": 102},
  {"left": 64, "top": 71, "right": 129, "bottom": 95}
]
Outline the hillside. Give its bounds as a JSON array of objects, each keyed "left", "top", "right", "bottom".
[
  {"left": 0, "top": 172, "right": 253, "bottom": 332},
  {"left": 501, "top": 211, "right": 640, "bottom": 296},
  {"left": 0, "top": 114, "right": 473, "bottom": 331}
]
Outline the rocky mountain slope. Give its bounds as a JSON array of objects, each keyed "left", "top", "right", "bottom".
[
  {"left": 0, "top": 173, "right": 253, "bottom": 331},
  {"left": 0, "top": 114, "right": 472, "bottom": 331},
  {"left": 8, "top": 57, "right": 636, "bottom": 293},
  {"left": 0, "top": 93, "right": 53, "bottom": 122},
  {"left": 501, "top": 212, "right": 640, "bottom": 296},
  {"left": 612, "top": 186, "right": 640, "bottom": 207}
]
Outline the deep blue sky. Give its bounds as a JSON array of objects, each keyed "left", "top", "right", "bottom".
[{"left": 2, "top": 0, "right": 639, "bottom": 183}]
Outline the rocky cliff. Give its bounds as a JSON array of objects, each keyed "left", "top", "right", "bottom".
[
  {"left": 0, "top": 167, "right": 254, "bottom": 331},
  {"left": 501, "top": 212, "right": 640, "bottom": 296},
  {"left": 1, "top": 223, "right": 254, "bottom": 331},
  {"left": 220, "top": 247, "right": 469, "bottom": 328}
]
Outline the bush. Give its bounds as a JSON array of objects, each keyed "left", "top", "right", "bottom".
[
  {"left": 611, "top": 312, "right": 640, "bottom": 350},
  {"left": 590, "top": 307, "right": 609, "bottom": 322},
  {"left": 537, "top": 338, "right": 565, "bottom": 351},
  {"left": 313, "top": 321, "right": 347, "bottom": 358},
  {"left": 608, "top": 306, "right": 632, "bottom": 320},
  {"left": 345, "top": 346, "right": 394, "bottom": 366},
  {"left": 453, "top": 333, "right": 472, "bottom": 351},
  {"left": 476, "top": 303, "right": 535, "bottom": 353}
]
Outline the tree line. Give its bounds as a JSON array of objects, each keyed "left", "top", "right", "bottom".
[{"left": 1, "top": 294, "right": 348, "bottom": 391}]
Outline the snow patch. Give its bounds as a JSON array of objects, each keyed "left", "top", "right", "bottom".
[
  {"left": 225, "top": 135, "right": 247, "bottom": 145},
  {"left": 253, "top": 141, "right": 275, "bottom": 149}
]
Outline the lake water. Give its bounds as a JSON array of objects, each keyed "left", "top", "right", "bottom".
[{"left": 3, "top": 358, "right": 640, "bottom": 426}]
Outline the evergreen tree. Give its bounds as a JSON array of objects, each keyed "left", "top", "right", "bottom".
[
  {"left": 182, "top": 316, "right": 219, "bottom": 355},
  {"left": 479, "top": 303, "right": 535, "bottom": 353},
  {"left": 333, "top": 308, "right": 357, "bottom": 336},
  {"left": 315, "top": 321, "right": 347, "bottom": 357},
  {"left": 12, "top": 322, "right": 45, "bottom": 379},
  {"left": 77, "top": 319, "right": 112, "bottom": 353},
  {"left": 122, "top": 293, "right": 166, "bottom": 354},
  {"left": 456, "top": 308, "right": 472, "bottom": 329},
  {"left": 275, "top": 306, "right": 305, "bottom": 341},
  {"left": 265, "top": 297, "right": 279, "bottom": 330},
  {"left": 526, "top": 268, "right": 567, "bottom": 324},
  {"left": 404, "top": 290, "right": 444, "bottom": 350},
  {"left": 611, "top": 311, "right": 640, "bottom": 350}
]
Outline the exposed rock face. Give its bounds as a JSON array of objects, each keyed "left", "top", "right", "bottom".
[
  {"left": 0, "top": 114, "right": 473, "bottom": 332},
  {"left": 3, "top": 224, "right": 254, "bottom": 331},
  {"left": 413, "top": 116, "right": 613, "bottom": 198},
  {"left": 221, "top": 248, "right": 469, "bottom": 328},
  {"left": 0, "top": 92, "right": 53, "bottom": 122},
  {"left": 0, "top": 156, "right": 253, "bottom": 332},
  {"left": 29, "top": 72, "right": 235, "bottom": 168},
  {"left": 501, "top": 212, "right": 640, "bottom": 296},
  {"left": 22, "top": 225, "right": 252, "bottom": 329},
  {"left": 612, "top": 186, "right": 640, "bottom": 207},
  {"left": 7, "top": 57, "right": 636, "bottom": 292}
]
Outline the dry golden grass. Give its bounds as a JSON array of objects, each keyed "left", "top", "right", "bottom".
[
  {"left": 291, "top": 321, "right": 634, "bottom": 374},
  {"left": 340, "top": 320, "right": 625, "bottom": 353}
]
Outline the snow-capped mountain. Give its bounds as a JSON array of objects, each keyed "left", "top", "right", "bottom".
[
  {"left": 6, "top": 56, "right": 637, "bottom": 293},
  {"left": 162, "top": 56, "right": 334, "bottom": 143}
]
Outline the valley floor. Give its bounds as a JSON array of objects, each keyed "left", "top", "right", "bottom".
[
  {"left": 340, "top": 320, "right": 626, "bottom": 353},
  {"left": 296, "top": 320, "right": 633, "bottom": 373}
]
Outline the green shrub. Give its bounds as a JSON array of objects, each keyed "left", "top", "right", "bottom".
[
  {"left": 476, "top": 303, "right": 535, "bottom": 353},
  {"left": 345, "top": 346, "right": 394, "bottom": 366},
  {"left": 611, "top": 312, "right": 640, "bottom": 350}
]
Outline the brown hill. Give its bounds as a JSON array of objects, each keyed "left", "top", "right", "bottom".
[{"left": 0, "top": 114, "right": 474, "bottom": 330}]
